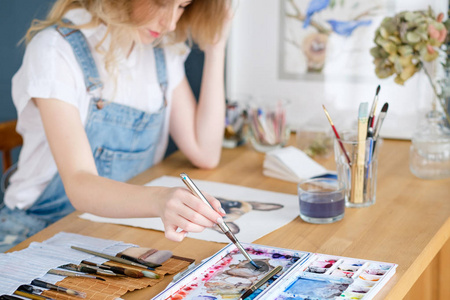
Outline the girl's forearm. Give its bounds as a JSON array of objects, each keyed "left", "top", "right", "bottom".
[
  {"left": 64, "top": 171, "right": 163, "bottom": 218},
  {"left": 194, "top": 47, "right": 226, "bottom": 167}
]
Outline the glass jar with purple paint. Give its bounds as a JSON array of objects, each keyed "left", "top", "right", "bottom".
[{"left": 298, "top": 178, "right": 345, "bottom": 224}]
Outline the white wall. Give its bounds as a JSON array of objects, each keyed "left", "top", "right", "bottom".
[{"left": 226, "top": 0, "right": 448, "bottom": 139}]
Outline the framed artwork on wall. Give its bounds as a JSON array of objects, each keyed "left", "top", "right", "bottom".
[
  {"left": 226, "top": 0, "right": 447, "bottom": 139},
  {"left": 279, "top": 0, "right": 385, "bottom": 82}
]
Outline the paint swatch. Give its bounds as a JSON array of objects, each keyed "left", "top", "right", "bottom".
[
  {"left": 260, "top": 254, "right": 397, "bottom": 300},
  {"left": 153, "top": 244, "right": 309, "bottom": 300},
  {"left": 154, "top": 247, "right": 397, "bottom": 300}
]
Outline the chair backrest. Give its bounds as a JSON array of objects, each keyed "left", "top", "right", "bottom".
[{"left": 0, "top": 120, "right": 23, "bottom": 173}]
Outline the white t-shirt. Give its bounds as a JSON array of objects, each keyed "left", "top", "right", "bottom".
[{"left": 5, "top": 8, "right": 189, "bottom": 210}]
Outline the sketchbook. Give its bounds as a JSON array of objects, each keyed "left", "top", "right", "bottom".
[
  {"left": 153, "top": 243, "right": 397, "bottom": 300},
  {"left": 263, "top": 146, "right": 335, "bottom": 183}
]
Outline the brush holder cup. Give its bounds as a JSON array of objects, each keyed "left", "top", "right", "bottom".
[
  {"left": 334, "top": 131, "right": 382, "bottom": 208},
  {"left": 246, "top": 97, "right": 290, "bottom": 153}
]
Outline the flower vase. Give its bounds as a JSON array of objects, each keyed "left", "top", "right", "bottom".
[
  {"left": 442, "top": 66, "right": 450, "bottom": 128},
  {"left": 409, "top": 110, "right": 450, "bottom": 179}
]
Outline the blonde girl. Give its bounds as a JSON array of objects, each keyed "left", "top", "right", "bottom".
[{"left": 1, "top": 0, "right": 231, "bottom": 252}]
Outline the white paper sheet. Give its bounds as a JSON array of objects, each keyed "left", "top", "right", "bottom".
[
  {"left": 80, "top": 176, "right": 300, "bottom": 243},
  {"left": 0, "top": 232, "right": 134, "bottom": 295},
  {"left": 263, "top": 146, "right": 331, "bottom": 182}
]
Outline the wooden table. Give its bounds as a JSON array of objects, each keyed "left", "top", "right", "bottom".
[{"left": 8, "top": 139, "right": 450, "bottom": 299}]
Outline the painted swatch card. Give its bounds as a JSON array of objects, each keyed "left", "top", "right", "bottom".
[
  {"left": 259, "top": 253, "right": 397, "bottom": 300},
  {"left": 153, "top": 244, "right": 310, "bottom": 300},
  {"left": 154, "top": 245, "right": 397, "bottom": 300}
]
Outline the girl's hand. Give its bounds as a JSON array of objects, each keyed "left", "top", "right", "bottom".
[
  {"left": 203, "top": 0, "right": 234, "bottom": 53},
  {"left": 156, "top": 187, "right": 226, "bottom": 241}
]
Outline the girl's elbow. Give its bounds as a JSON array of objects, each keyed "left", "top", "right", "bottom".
[{"left": 192, "top": 154, "right": 221, "bottom": 169}]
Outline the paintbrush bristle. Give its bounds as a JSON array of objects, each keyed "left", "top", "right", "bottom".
[
  {"left": 376, "top": 85, "right": 381, "bottom": 95},
  {"left": 381, "top": 102, "right": 388, "bottom": 112},
  {"left": 142, "top": 270, "right": 160, "bottom": 279},
  {"left": 68, "top": 289, "right": 87, "bottom": 298},
  {"left": 322, "top": 105, "right": 334, "bottom": 125}
]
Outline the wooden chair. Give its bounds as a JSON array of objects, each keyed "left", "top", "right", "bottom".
[{"left": 0, "top": 120, "right": 22, "bottom": 174}]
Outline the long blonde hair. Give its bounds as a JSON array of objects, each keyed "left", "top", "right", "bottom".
[{"left": 25, "top": 0, "right": 229, "bottom": 73}]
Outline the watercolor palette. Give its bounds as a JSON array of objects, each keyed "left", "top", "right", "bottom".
[
  {"left": 153, "top": 243, "right": 310, "bottom": 300},
  {"left": 258, "top": 253, "right": 397, "bottom": 300},
  {"left": 153, "top": 245, "right": 397, "bottom": 300}
]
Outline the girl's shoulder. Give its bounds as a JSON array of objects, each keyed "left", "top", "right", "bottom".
[{"left": 26, "top": 26, "right": 74, "bottom": 59}]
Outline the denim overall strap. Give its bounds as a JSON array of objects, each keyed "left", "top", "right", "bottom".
[
  {"left": 24, "top": 24, "right": 168, "bottom": 224},
  {"left": 154, "top": 47, "right": 168, "bottom": 106},
  {"left": 55, "top": 19, "right": 103, "bottom": 92}
]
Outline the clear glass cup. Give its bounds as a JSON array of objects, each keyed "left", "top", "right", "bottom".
[
  {"left": 296, "top": 126, "right": 334, "bottom": 158},
  {"left": 409, "top": 110, "right": 450, "bottom": 180},
  {"left": 298, "top": 178, "right": 345, "bottom": 224},
  {"left": 334, "top": 131, "right": 382, "bottom": 208},
  {"left": 223, "top": 95, "right": 252, "bottom": 149},
  {"left": 246, "top": 96, "right": 290, "bottom": 152}
]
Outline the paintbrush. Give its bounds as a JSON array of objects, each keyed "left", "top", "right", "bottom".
[
  {"left": 16, "top": 285, "right": 56, "bottom": 300},
  {"left": 239, "top": 265, "right": 283, "bottom": 299},
  {"left": 372, "top": 102, "right": 389, "bottom": 154},
  {"left": 0, "top": 295, "right": 25, "bottom": 300},
  {"left": 322, "top": 105, "right": 352, "bottom": 165},
  {"left": 71, "top": 245, "right": 157, "bottom": 273},
  {"left": 299, "top": 272, "right": 354, "bottom": 284},
  {"left": 352, "top": 102, "right": 369, "bottom": 204},
  {"left": 47, "top": 269, "right": 105, "bottom": 281},
  {"left": 13, "top": 290, "right": 54, "bottom": 300},
  {"left": 30, "top": 279, "right": 86, "bottom": 298},
  {"left": 60, "top": 263, "right": 121, "bottom": 277},
  {"left": 81, "top": 260, "right": 144, "bottom": 278},
  {"left": 373, "top": 102, "right": 389, "bottom": 142},
  {"left": 180, "top": 173, "right": 261, "bottom": 270},
  {"left": 368, "top": 85, "right": 380, "bottom": 130},
  {"left": 116, "top": 253, "right": 161, "bottom": 269}
]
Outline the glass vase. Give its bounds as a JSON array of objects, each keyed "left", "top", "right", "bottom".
[{"left": 409, "top": 110, "right": 450, "bottom": 179}]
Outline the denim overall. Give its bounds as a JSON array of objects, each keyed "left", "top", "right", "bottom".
[{"left": 0, "top": 21, "right": 168, "bottom": 252}]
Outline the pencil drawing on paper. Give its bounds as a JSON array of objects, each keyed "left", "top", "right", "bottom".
[
  {"left": 214, "top": 197, "right": 284, "bottom": 234},
  {"left": 280, "top": 0, "right": 386, "bottom": 81}
]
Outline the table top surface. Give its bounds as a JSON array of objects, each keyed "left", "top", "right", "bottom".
[{"left": 8, "top": 138, "right": 450, "bottom": 300}]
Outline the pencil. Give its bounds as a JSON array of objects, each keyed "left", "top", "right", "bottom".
[{"left": 322, "top": 105, "right": 351, "bottom": 164}]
